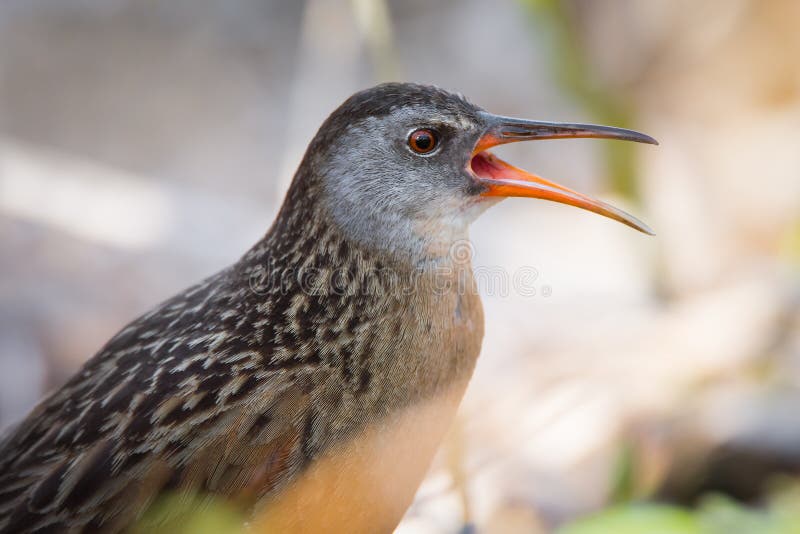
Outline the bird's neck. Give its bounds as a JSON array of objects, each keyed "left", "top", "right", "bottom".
[
  {"left": 248, "top": 170, "right": 473, "bottom": 273},
  {"left": 236, "top": 174, "right": 484, "bottom": 407}
]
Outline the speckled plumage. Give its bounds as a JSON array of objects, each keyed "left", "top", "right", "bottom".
[
  {"left": 0, "top": 84, "right": 486, "bottom": 533},
  {"left": 0, "top": 81, "right": 655, "bottom": 533}
]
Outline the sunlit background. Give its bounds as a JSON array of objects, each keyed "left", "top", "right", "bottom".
[{"left": 1, "top": 1, "right": 799, "bottom": 532}]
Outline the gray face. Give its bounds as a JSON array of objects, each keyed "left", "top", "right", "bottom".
[{"left": 318, "top": 104, "right": 491, "bottom": 261}]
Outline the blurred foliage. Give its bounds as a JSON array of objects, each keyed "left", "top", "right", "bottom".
[
  {"left": 560, "top": 478, "right": 800, "bottom": 534},
  {"left": 558, "top": 504, "right": 701, "bottom": 534},
  {"left": 350, "top": 0, "right": 401, "bottom": 81},
  {"left": 780, "top": 218, "right": 800, "bottom": 267},
  {"left": 132, "top": 492, "right": 246, "bottom": 534},
  {"left": 518, "top": 0, "right": 643, "bottom": 201},
  {"left": 610, "top": 441, "right": 638, "bottom": 504}
]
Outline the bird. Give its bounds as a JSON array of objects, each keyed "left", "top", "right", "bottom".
[{"left": 0, "top": 83, "right": 656, "bottom": 533}]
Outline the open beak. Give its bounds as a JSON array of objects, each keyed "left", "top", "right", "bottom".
[{"left": 471, "top": 112, "right": 657, "bottom": 235}]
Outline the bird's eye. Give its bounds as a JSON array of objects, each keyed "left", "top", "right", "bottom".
[{"left": 408, "top": 129, "right": 438, "bottom": 154}]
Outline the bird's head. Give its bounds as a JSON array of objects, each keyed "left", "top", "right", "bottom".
[{"left": 301, "top": 83, "right": 656, "bottom": 263}]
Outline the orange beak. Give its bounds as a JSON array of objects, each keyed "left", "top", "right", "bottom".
[{"left": 471, "top": 113, "right": 657, "bottom": 235}]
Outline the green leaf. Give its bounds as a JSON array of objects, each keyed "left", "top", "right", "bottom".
[{"left": 557, "top": 504, "right": 703, "bottom": 534}]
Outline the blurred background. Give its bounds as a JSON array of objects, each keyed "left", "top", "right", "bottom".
[{"left": 1, "top": 0, "right": 799, "bottom": 532}]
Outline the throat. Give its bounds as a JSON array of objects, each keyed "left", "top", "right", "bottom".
[{"left": 329, "top": 206, "right": 473, "bottom": 269}]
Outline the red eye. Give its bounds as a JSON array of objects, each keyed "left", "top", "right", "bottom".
[{"left": 408, "top": 129, "right": 438, "bottom": 154}]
